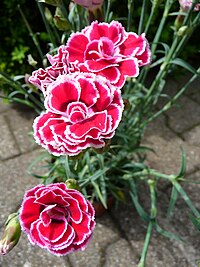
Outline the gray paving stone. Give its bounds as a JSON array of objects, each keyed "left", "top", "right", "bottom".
[
  {"left": 0, "top": 98, "right": 10, "bottom": 113},
  {"left": 103, "top": 238, "right": 137, "bottom": 267},
  {"left": 5, "top": 107, "right": 38, "bottom": 153},
  {"left": 0, "top": 114, "right": 20, "bottom": 160},
  {"left": 183, "top": 125, "right": 200, "bottom": 145},
  {"left": 142, "top": 116, "right": 183, "bottom": 175},
  {"left": 184, "top": 76, "right": 200, "bottom": 105},
  {"left": 166, "top": 95, "right": 200, "bottom": 134},
  {"left": 111, "top": 193, "right": 199, "bottom": 267},
  {"left": 143, "top": 115, "right": 200, "bottom": 174},
  {"left": 68, "top": 214, "right": 120, "bottom": 267},
  {"left": 0, "top": 150, "right": 44, "bottom": 222}
]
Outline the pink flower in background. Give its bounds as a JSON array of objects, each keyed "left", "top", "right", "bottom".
[
  {"left": 179, "top": 0, "right": 200, "bottom": 11},
  {"left": 19, "top": 183, "right": 96, "bottom": 256},
  {"left": 33, "top": 72, "right": 124, "bottom": 156},
  {"left": 29, "top": 46, "right": 79, "bottom": 95},
  {"left": 66, "top": 20, "right": 151, "bottom": 88},
  {"left": 73, "top": 0, "right": 104, "bottom": 10}
]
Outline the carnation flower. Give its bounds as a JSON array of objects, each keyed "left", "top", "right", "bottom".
[
  {"left": 33, "top": 72, "right": 124, "bottom": 156},
  {"left": 19, "top": 183, "right": 96, "bottom": 256},
  {"left": 28, "top": 45, "right": 79, "bottom": 96},
  {"left": 179, "top": 0, "right": 200, "bottom": 11},
  {"left": 73, "top": 0, "right": 104, "bottom": 11},
  {"left": 66, "top": 20, "right": 151, "bottom": 88}
]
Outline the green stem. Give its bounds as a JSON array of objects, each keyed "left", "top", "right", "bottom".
[
  {"left": 172, "top": 180, "right": 200, "bottom": 218},
  {"left": 143, "top": 35, "right": 180, "bottom": 109},
  {"left": 129, "top": 168, "right": 200, "bottom": 219},
  {"left": 18, "top": 5, "right": 43, "bottom": 60},
  {"left": 138, "top": 180, "right": 156, "bottom": 267},
  {"left": 127, "top": 0, "right": 133, "bottom": 31},
  {"left": 36, "top": 2, "right": 57, "bottom": 49},
  {"left": 59, "top": 0, "right": 72, "bottom": 31},
  {"left": 143, "top": 66, "right": 200, "bottom": 126},
  {"left": 137, "top": 0, "right": 173, "bottom": 85},
  {"left": 150, "top": 0, "right": 173, "bottom": 61},
  {"left": 144, "top": 1, "right": 159, "bottom": 35},
  {"left": 138, "top": 0, "right": 148, "bottom": 35},
  {"left": 137, "top": 220, "right": 154, "bottom": 267},
  {"left": 105, "top": 0, "right": 111, "bottom": 22},
  {"left": 173, "top": 12, "right": 200, "bottom": 60}
]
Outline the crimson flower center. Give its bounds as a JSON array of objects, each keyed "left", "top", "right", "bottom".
[
  {"left": 66, "top": 102, "right": 88, "bottom": 123},
  {"left": 41, "top": 204, "right": 70, "bottom": 226}
]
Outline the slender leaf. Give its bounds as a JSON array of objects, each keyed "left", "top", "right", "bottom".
[
  {"left": 129, "top": 180, "right": 149, "bottom": 221},
  {"left": 156, "top": 224, "right": 184, "bottom": 242},
  {"left": 177, "top": 146, "right": 187, "bottom": 178},
  {"left": 170, "top": 58, "right": 198, "bottom": 74},
  {"left": 189, "top": 214, "right": 200, "bottom": 231},
  {"left": 167, "top": 186, "right": 179, "bottom": 217},
  {"left": 91, "top": 181, "right": 107, "bottom": 208}
]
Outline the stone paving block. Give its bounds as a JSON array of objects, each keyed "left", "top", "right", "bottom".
[
  {"left": 111, "top": 195, "right": 199, "bottom": 267},
  {"left": 183, "top": 125, "right": 200, "bottom": 145},
  {"left": 142, "top": 115, "right": 200, "bottom": 174},
  {"left": 184, "top": 77, "right": 200, "bottom": 105},
  {"left": 0, "top": 150, "right": 44, "bottom": 222},
  {"left": 68, "top": 214, "right": 120, "bottom": 267},
  {"left": 142, "top": 116, "right": 183, "bottom": 175},
  {"left": 0, "top": 98, "right": 10, "bottom": 113},
  {"left": 155, "top": 76, "right": 180, "bottom": 109},
  {"left": 0, "top": 114, "right": 20, "bottom": 160},
  {"left": 5, "top": 106, "right": 38, "bottom": 153},
  {"left": 103, "top": 238, "right": 137, "bottom": 267},
  {"left": 165, "top": 95, "right": 200, "bottom": 134}
]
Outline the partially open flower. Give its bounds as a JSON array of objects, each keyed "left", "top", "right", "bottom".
[
  {"left": 66, "top": 20, "right": 151, "bottom": 88},
  {"left": 33, "top": 72, "right": 124, "bottom": 156},
  {"left": 19, "top": 183, "right": 96, "bottom": 256}
]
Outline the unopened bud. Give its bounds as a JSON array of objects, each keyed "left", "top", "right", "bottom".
[
  {"left": 177, "top": 25, "right": 188, "bottom": 37},
  {"left": 0, "top": 213, "right": 21, "bottom": 255},
  {"left": 65, "top": 178, "right": 81, "bottom": 191}
]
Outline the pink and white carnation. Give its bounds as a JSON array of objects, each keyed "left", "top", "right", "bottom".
[
  {"left": 33, "top": 72, "right": 124, "bottom": 156},
  {"left": 28, "top": 45, "right": 79, "bottom": 96},
  {"left": 66, "top": 20, "right": 151, "bottom": 88},
  {"left": 179, "top": 0, "right": 200, "bottom": 11},
  {"left": 19, "top": 183, "right": 96, "bottom": 256},
  {"left": 73, "top": 0, "right": 104, "bottom": 10}
]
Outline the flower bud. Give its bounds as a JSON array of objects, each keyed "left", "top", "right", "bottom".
[
  {"left": 0, "top": 213, "right": 21, "bottom": 255},
  {"left": 177, "top": 25, "right": 188, "bottom": 37},
  {"left": 65, "top": 178, "right": 81, "bottom": 191}
]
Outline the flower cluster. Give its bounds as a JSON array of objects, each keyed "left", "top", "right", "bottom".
[
  {"left": 18, "top": 20, "right": 151, "bottom": 257},
  {"left": 29, "top": 20, "right": 151, "bottom": 157}
]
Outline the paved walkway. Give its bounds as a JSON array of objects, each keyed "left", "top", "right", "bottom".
[{"left": 0, "top": 74, "right": 200, "bottom": 267}]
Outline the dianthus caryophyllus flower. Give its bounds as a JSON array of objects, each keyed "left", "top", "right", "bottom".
[
  {"left": 66, "top": 20, "right": 151, "bottom": 88},
  {"left": 33, "top": 72, "right": 124, "bottom": 156},
  {"left": 179, "top": 0, "right": 200, "bottom": 11},
  {"left": 29, "top": 45, "right": 79, "bottom": 96},
  {"left": 19, "top": 183, "right": 96, "bottom": 256},
  {"left": 73, "top": 0, "right": 104, "bottom": 11}
]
